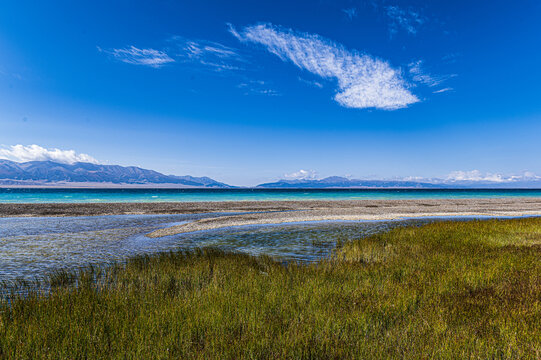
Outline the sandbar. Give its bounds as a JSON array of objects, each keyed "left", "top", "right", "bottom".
[{"left": 1, "top": 199, "right": 540, "bottom": 237}]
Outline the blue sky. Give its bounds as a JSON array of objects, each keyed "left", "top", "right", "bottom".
[{"left": 1, "top": 0, "right": 540, "bottom": 185}]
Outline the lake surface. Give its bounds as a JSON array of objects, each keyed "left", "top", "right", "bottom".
[
  {"left": 2, "top": 188, "right": 541, "bottom": 203},
  {"left": 0, "top": 213, "right": 438, "bottom": 283}
]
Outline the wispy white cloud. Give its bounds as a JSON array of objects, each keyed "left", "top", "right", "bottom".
[
  {"left": 170, "top": 36, "right": 246, "bottom": 72},
  {"left": 0, "top": 145, "right": 99, "bottom": 164},
  {"left": 98, "top": 46, "right": 174, "bottom": 68},
  {"left": 229, "top": 23, "right": 419, "bottom": 110},
  {"left": 298, "top": 77, "right": 324, "bottom": 88},
  {"left": 433, "top": 87, "right": 453, "bottom": 94},
  {"left": 237, "top": 80, "right": 280, "bottom": 96},
  {"left": 102, "top": 37, "right": 246, "bottom": 72},
  {"left": 445, "top": 170, "right": 541, "bottom": 183},
  {"left": 284, "top": 169, "right": 318, "bottom": 180},
  {"left": 0, "top": 66, "right": 25, "bottom": 81},
  {"left": 385, "top": 5, "right": 425, "bottom": 36},
  {"left": 446, "top": 170, "right": 507, "bottom": 183},
  {"left": 254, "top": 88, "right": 280, "bottom": 96},
  {"left": 442, "top": 53, "right": 462, "bottom": 64},
  {"left": 408, "top": 60, "right": 456, "bottom": 88},
  {"left": 379, "top": 170, "right": 541, "bottom": 184},
  {"left": 238, "top": 85, "right": 280, "bottom": 96},
  {"left": 409, "top": 60, "right": 440, "bottom": 87},
  {"left": 342, "top": 8, "right": 357, "bottom": 20}
]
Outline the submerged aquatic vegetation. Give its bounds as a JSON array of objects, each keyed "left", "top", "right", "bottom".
[{"left": 0, "top": 218, "right": 540, "bottom": 359}]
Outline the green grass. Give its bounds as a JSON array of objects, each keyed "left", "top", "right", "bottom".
[{"left": 1, "top": 218, "right": 540, "bottom": 359}]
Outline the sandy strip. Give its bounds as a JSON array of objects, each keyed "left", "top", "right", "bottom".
[
  {"left": 0, "top": 198, "right": 540, "bottom": 218},
  {"left": 1, "top": 199, "right": 540, "bottom": 236},
  {"left": 0, "top": 201, "right": 313, "bottom": 217},
  {"left": 147, "top": 207, "right": 541, "bottom": 237}
]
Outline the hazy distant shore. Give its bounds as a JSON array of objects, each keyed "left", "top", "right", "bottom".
[{"left": 2, "top": 198, "right": 541, "bottom": 236}]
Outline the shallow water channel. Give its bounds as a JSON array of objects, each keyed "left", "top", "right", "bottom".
[{"left": 1, "top": 212, "right": 446, "bottom": 283}]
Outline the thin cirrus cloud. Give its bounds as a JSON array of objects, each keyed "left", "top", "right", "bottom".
[
  {"left": 100, "top": 38, "right": 246, "bottom": 72},
  {"left": 237, "top": 80, "right": 280, "bottom": 96},
  {"left": 408, "top": 60, "right": 456, "bottom": 92},
  {"left": 0, "top": 145, "right": 99, "bottom": 164},
  {"left": 100, "top": 38, "right": 281, "bottom": 96},
  {"left": 433, "top": 87, "right": 453, "bottom": 94},
  {"left": 98, "top": 46, "right": 174, "bottom": 68},
  {"left": 385, "top": 5, "right": 425, "bottom": 36},
  {"left": 342, "top": 8, "right": 357, "bottom": 20},
  {"left": 298, "top": 77, "right": 324, "bottom": 89},
  {"left": 229, "top": 23, "right": 419, "bottom": 110},
  {"left": 170, "top": 36, "right": 246, "bottom": 72}
]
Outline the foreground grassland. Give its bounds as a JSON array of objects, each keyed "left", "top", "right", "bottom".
[{"left": 1, "top": 218, "right": 540, "bottom": 359}]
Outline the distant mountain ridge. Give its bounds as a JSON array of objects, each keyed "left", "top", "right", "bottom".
[
  {"left": 0, "top": 160, "right": 230, "bottom": 188},
  {"left": 257, "top": 176, "right": 541, "bottom": 189},
  {"left": 2, "top": 160, "right": 540, "bottom": 189},
  {"left": 256, "top": 176, "right": 441, "bottom": 189}
]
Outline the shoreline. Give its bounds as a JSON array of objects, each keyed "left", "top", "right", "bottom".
[
  {"left": 147, "top": 209, "right": 541, "bottom": 237},
  {"left": 2, "top": 199, "right": 541, "bottom": 236},
  {"left": 1, "top": 198, "right": 541, "bottom": 217}
]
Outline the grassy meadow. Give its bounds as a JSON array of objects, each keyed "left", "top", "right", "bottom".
[{"left": 0, "top": 218, "right": 540, "bottom": 359}]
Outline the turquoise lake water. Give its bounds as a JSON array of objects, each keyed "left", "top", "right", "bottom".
[{"left": 2, "top": 188, "right": 541, "bottom": 203}]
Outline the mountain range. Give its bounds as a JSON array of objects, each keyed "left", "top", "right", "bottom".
[
  {"left": 0, "top": 160, "right": 230, "bottom": 188},
  {"left": 257, "top": 176, "right": 541, "bottom": 189},
  {"left": 1, "top": 160, "right": 540, "bottom": 188},
  {"left": 256, "top": 176, "right": 441, "bottom": 188}
]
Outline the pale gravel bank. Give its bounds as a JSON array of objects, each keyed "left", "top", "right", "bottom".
[
  {"left": 1, "top": 198, "right": 540, "bottom": 218},
  {"left": 147, "top": 203, "right": 541, "bottom": 237},
  {"left": 2, "top": 199, "right": 540, "bottom": 237}
]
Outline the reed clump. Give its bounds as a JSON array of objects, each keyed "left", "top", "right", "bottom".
[{"left": 0, "top": 218, "right": 540, "bottom": 359}]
